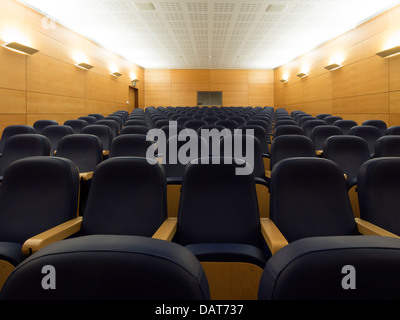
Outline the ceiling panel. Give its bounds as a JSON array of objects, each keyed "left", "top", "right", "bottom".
[{"left": 17, "top": 0, "right": 400, "bottom": 69}]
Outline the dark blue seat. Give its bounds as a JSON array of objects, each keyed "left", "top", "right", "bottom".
[
  {"left": 358, "top": 157, "right": 400, "bottom": 236},
  {"left": 81, "top": 124, "right": 113, "bottom": 156},
  {"left": 0, "top": 234, "right": 210, "bottom": 300},
  {"left": 33, "top": 120, "right": 58, "bottom": 134},
  {"left": 0, "top": 156, "right": 79, "bottom": 289},
  {"left": 258, "top": 235, "right": 400, "bottom": 300},
  {"left": 310, "top": 125, "right": 343, "bottom": 154},
  {"left": 374, "top": 135, "right": 400, "bottom": 157},
  {"left": 42, "top": 125, "right": 74, "bottom": 155},
  {"left": 109, "top": 134, "right": 155, "bottom": 158},
  {"left": 63, "top": 119, "right": 88, "bottom": 133},
  {"left": 363, "top": 119, "right": 387, "bottom": 135},
  {"left": 349, "top": 125, "right": 382, "bottom": 157},
  {"left": 272, "top": 124, "right": 304, "bottom": 139},
  {"left": 0, "top": 134, "right": 50, "bottom": 180},
  {"left": 333, "top": 119, "right": 358, "bottom": 134},
  {"left": 0, "top": 125, "right": 36, "bottom": 156}
]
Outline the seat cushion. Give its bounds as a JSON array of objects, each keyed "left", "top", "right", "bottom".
[
  {"left": 185, "top": 243, "right": 267, "bottom": 268},
  {"left": 0, "top": 242, "right": 24, "bottom": 266}
]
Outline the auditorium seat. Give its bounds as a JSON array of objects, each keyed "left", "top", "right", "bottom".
[
  {"left": 0, "top": 156, "right": 80, "bottom": 290},
  {"left": 269, "top": 135, "right": 315, "bottom": 172},
  {"left": 349, "top": 125, "right": 382, "bottom": 157},
  {"left": 78, "top": 116, "right": 97, "bottom": 124},
  {"left": 258, "top": 235, "right": 400, "bottom": 300},
  {"left": 41, "top": 125, "right": 74, "bottom": 155},
  {"left": 324, "top": 116, "right": 343, "bottom": 125},
  {"left": 310, "top": 125, "right": 343, "bottom": 156},
  {"left": 333, "top": 119, "right": 358, "bottom": 134},
  {"left": 109, "top": 134, "right": 156, "bottom": 158},
  {"left": 55, "top": 134, "right": 103, "bottom": 179},
  {"left": 63, "top": 119, "right": 88, "bottom": 133},
  {"left": 81, "top": 124, "right": 113, "bottom": 157},
  {"left": 173, "top": 158, "right": 271, "bottom": 299},
  {"left": 301, "top": 119, "right": 327, "bottom": 137},
  {"left": 120, "top": 125, "right": 149, "bottom": 136},
  {"left": 87, "top": 113, "right": 104, "bottom": 120},
  {"left": 316, "top": 113, "right": 331, "bottom": 120},
  {"left": 357, "top": 157, "right": 400, "bottom": 237},
  {"left": 386, "top": 125, "right": 400, "bottom": 135},
  {"left": 0, "top": 234, "right": 210, "bottom": 300},
  {"left": 264, "top": 157, "right": 392, "bottom": 254},
  {"left": 184, "top": 119, "right": 208, "bottom": 132},
  {"left": 104, "top": 115, "right": 123, "bottom": 131},
  {"left": 0, "top": 125, "right": 36, "bottom": 156},
  {"left": 374, "top": 135, "right": 400, "bottom": 157},
  {"left": 124, "top": 119, "right": 148, "bottom": 127},
  {"left": 33, "top": 120, "right": 58, "bottom": 134},
  {"left": 0, "top": 134, "right": 50, "bottom": 180},
  {"left": 95, "top": 119, "right": 119, "bottom": 137},
  {"left": 272, "top": 124, "right": 304, "bottom": 139},
  {"left": 215, "top": 119, "right": 239, "bottom": 132},
  {"left": 362, "top": 119, "right": 387, "bottom": 135}
]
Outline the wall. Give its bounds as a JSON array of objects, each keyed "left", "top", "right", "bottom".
[
  {"left": 274, "top": 4, "right": 400, "bottom": 126},
  {"left": 144, "top": 69, "right": 274, "bottom": 107},
  {"left": 0, "top": 0, "right": 144, "bottom": 133}
]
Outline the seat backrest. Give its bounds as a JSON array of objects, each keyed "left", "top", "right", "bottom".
[
  {"left": 269, "top": 135, "right": 315, "bottom": 170},
  {"left": 41, "top": 125, "right": 75, "bottom": 155},
  {"left": 386, "top": 125, "right": 400, "bottom": 135},
  {"left": 258, "top": 235, "right": 400, "bottom": 300},
  {"left": 240, "top": 124, "right": 269, "bottom": 155},
  {"left": 302, "top": 119, "right": 327, "bottom": 137},
  {"left": 0, "top": 134, "right": 51, "bottom": 178},
  {"left": 374, "top": 135, "right": 400, "bottom": 157},
  {"left": 273, "top": 125, "right": 304, "bottom": 138},
  {"left": 63, "top": 119, "right": 88, "bottom": 133},
  {"left": 33, "top": 120, "right": 58, "bottom": 134},
  {"left": 184, "top": 120, "right": 208, "bottom": 132},
  {"left": 323, "top": 135, "right": 371, "bottom": 189},
  {"left": 56, "top": 134, "right": 103, "bottom": 173},
  {"left": 124, "top": 119, "right": 148, "bottom": 127},
  {"left": 120, "top": 125, "right": 149, "bottom": 136},
  {"left": 80, "top": 157, "right": 167, "bottom": 237},
  {"left": 109, "top": 134, "right": 155, "bottom": 158},
  {"left": 81, "top": 125, "right": 113, "bottom": 151},
  {"left": 333, "top": 119, "right": 358, "bottom": 134},
  {"left": 0, "top": 156, "right": 79, "bottom": 244},
  {"left": 78, "top": 116, "right": 97, "bottom": 124},
  {"left": 176, "top": 159, "right": 263, "bottom": 248},
  {"left": 358, "top": 157, "right": 400, "bottom": 235},
  {"left": 362, "top": 119, "right": 387, "bottom": 135},
  {"left": 0, "top": 125, "right": 36, "bottom": 154},
  {"left": 88, "top": 113, "right": 104, "bottom": 120},
  {"left": 95, "top": 119, "right": 119, "bottom": 137},
  {"left": 310, "top": 125, "right": 343, "bottom": 151},
  {"left": 348, "top": 125, "right": 382, "bottom": 156},
  {"left": 324, "top": 116, "right": 343, "bottom": 125},
  {"left": 0, "top": 234, "right": 210, "bottom": 300},
  {"left": 269, "top": 157, "right": 358, "bottom": 243},
  {"left": 215, "top": 119, "right": 239, "bottom": 132}
]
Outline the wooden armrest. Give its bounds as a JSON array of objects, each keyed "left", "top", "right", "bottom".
[
  {"left": 260, "top": 218, "right": 289, "bottom": 255},
  {"left": 316, "top": 150, "right": 323, "bottom": 156},
  {"left": 152, "top": 217, "right": 177, "bottom": 241},
  {"left": 265, "top": 170, "right": 271, "bottom": 178},
  {"left": 79, "top": 171, "right": 93, "bottom": 181},
  {"left": 103, "top": 150, "right": 109, "bottom": 156},
  {"left": 22, "top": 217, "right": 83, "bottom": 255},
  {"left": 355, "top": 218, "right": 400, "bottom": 238}
]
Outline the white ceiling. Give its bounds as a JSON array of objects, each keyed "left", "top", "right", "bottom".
[{"left": 18, "top": 0, "right": 400, "bottom": 69}]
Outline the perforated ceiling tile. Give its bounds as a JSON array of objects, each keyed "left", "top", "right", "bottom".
[{"left": 18, "top": 0, "right": 400, "bottom": 69}]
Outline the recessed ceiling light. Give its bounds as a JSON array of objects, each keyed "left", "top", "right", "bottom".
[
  {"left": 266, "top": 4, "right": 286, "bottom": 13},
  {"left": 133, "top": 2, "right": 155, "bottom": 11}
]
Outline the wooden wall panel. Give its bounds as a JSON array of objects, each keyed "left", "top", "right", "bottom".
[
  {"left": 145, "top": 69, "right": 274, "bottom": 107},
  {"left": 274, "top": 3, "right": 400, "bottom": 126},
  {"left": 0, "top": 0, "right": 144, "bottom": 135}
]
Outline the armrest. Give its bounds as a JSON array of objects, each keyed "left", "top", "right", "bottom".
[
  {"left": 152, "top": 217, "right": 177, "bottom": 241},
  {"left": 103, "top": 150, "right": 109, "bottom": 156},
  {"left": 265, "top": 170, "right": 271, "bottom": 179},
  {"left": 22, "top": 217, "right": 83, "bottom": 255},
  {"left": 79, "top": 171, "right": 93, "bottom": 181},
  {"left": 316, "top": 150, "right": 323, "bottom": 156},
  {"left": 355, "top": 218, "right": 400, "bottom": 238},
  {"left": 260, "top": 218, "right": 289, "bottom": 255}
]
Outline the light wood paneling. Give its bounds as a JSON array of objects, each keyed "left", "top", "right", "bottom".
[
  {"left": 0, "top": 0, "right": 144, "bottom": 135},
  {"left": 274, "top": 3, "right": 400, "bottom": 124}
]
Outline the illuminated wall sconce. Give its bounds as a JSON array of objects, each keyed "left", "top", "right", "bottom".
[
  {"left": 376, "top": 46, "right": 400, "bottom": 58},
  {"left": 3, "top": 41, "right": 39, "bottom": 55},
  {"left": 297, "top": 72, "right": 308, "bottom": 78},
  {"left": 324, "top": 63, "right": 341, "bottom": 71},
  {"left": 111, "top": 71, "right": 122, "bottom": 77},
  {"left": 76, "top": 62, "right": 94, "bottom": 70},
  {"left": 280, "top": 79, "right": 288, "bottom": 83},
  {"left": 131, "top": 79, "right": 140, "bottom": 86}
]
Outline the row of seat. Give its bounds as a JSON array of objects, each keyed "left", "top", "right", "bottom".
[
  {"left": 0, "top": 106, "right": 400, "bottom": 300},
  {"left": 0, "top": 152, "right": 400, "bottom": 299}
]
